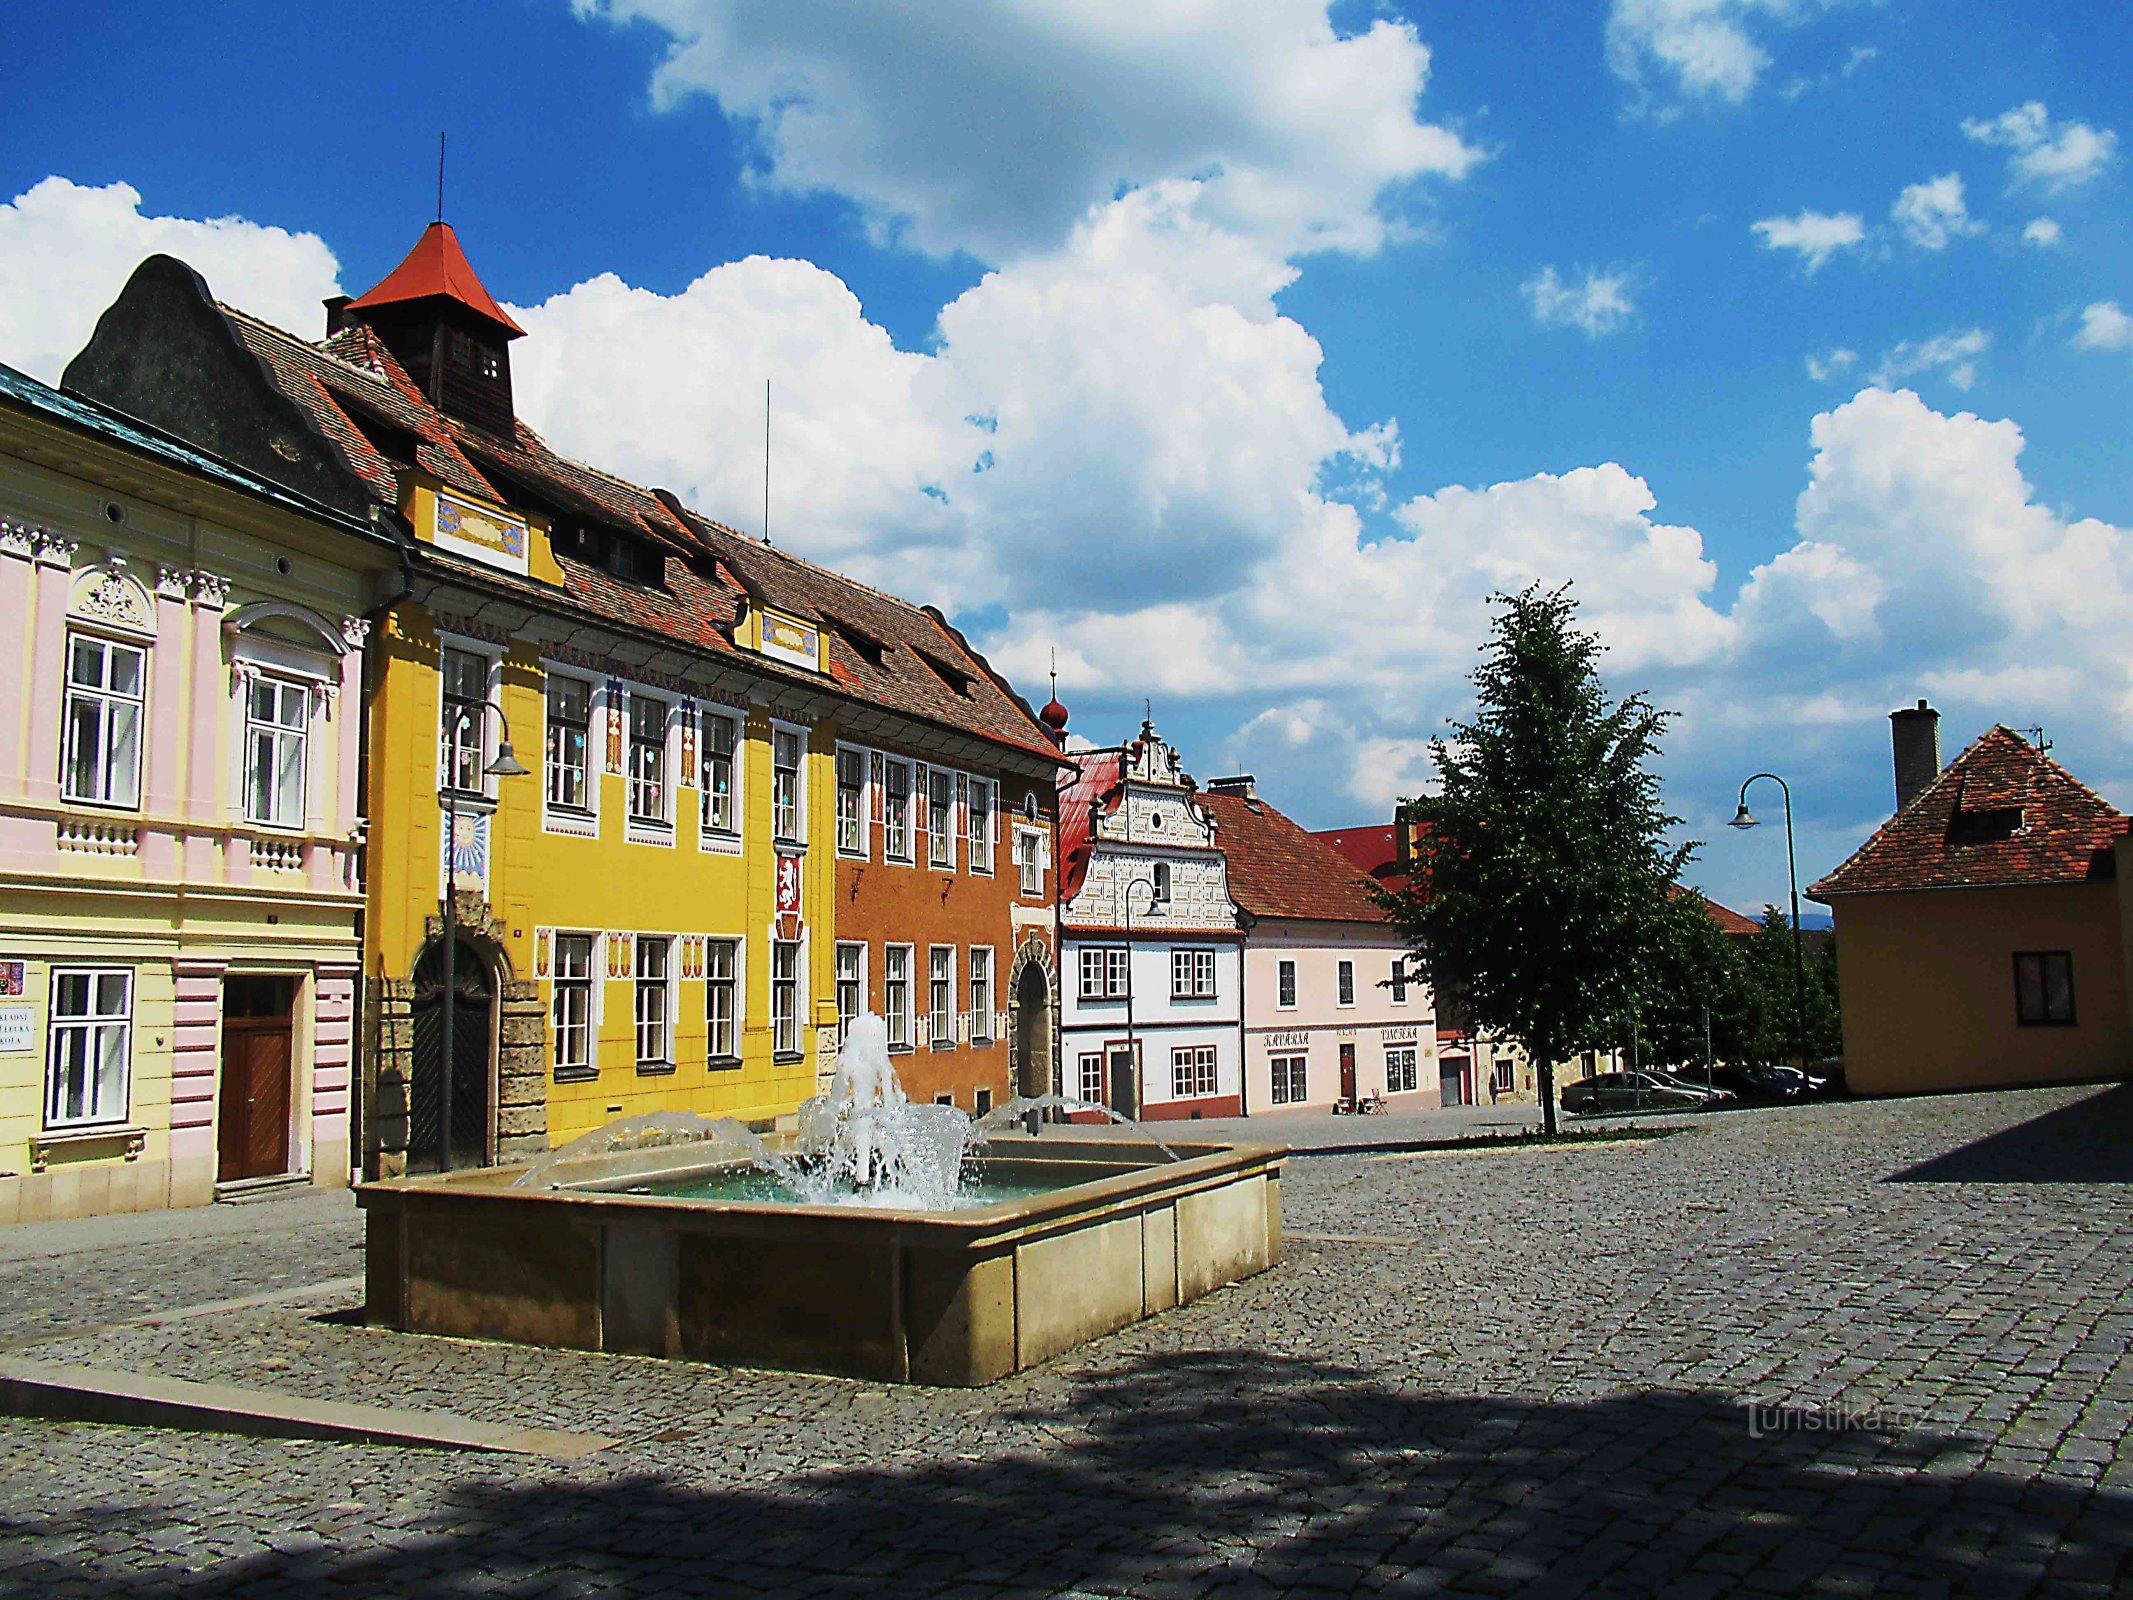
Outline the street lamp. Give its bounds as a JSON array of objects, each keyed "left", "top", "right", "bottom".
[
  {"left": 437, "top": 705, "right": 529, "bottom": 1174},
  {"left": 1117, "top": 872, "right": 1158, "bottom": 1119},
  {"left": 1730, "top": 772, "right": 1809, "bottom": 1073}
]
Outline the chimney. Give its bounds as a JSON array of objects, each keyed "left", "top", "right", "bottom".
[
  {"left": 322, "top": 295, "right": 354, "bottom": 337},
  {"left": 1890, "top": 699, "right": 1941, "bottom": 812},
  {"left": 1207, "top": 775, "right": 1256, "bottom": 799}
]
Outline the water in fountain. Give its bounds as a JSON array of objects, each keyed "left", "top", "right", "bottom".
[
  {"left": 513, "top": 1110, "right": 789, "bottom": 1190},
  {"left": 790, "top": 1013, "right": 971, "bottom": 1209},
  {"left": 970, "top": 1094, "right": 1184, "bottom": 1162}
]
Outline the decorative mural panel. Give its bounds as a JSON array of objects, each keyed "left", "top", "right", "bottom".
[
  {"left": 439, "top": 810, "right": 490, "bottom": 897},
  {"left": 758, "top": 608, "right": 821, "bottom": 671},
  {"left": 604, "top": 681, "right": 625, "bottom": 774},
  {"left": 432, "top": 490, "right": 529, "bottom": 575}
]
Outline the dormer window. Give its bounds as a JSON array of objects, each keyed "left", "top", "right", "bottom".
[{"left": 1949, "top": 807, "right": 2024, "bottom": 847}]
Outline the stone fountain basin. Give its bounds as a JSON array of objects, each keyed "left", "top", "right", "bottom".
[{"left": 356, "top": 1139, "right": 1285, "bottom": 1386}]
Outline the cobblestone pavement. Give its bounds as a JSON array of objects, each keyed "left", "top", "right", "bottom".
[{"left": 3, "top": 1085, "right": 2131, "bottom": 1597}]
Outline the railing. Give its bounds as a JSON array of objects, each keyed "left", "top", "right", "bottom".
[
  {"left": 55, "top": 817, "right": 140, "bottom": 856},
  {"left": 251, "top": 838, "right": 303, "bottom": 872}
]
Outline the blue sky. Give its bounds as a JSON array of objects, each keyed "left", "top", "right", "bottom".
[{"left": 3, "top": 1, "right": 2129, "bottom": 916}]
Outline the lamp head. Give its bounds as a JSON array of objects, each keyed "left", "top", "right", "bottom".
[
  {"left": 1729, "top": 804, "right": 1757, "bottom": 830},
  {"left": 485, "top": 741, "right": 531, "bottom": 779}
]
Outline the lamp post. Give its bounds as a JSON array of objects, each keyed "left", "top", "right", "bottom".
[
  {"left": 437, "top": 705, "right": 529, "bottom": 1174},
  {"left": 1730, "top": 772, "right": 1809, "bottom": 1072},
  {"left": 1117, "top": 872, "right": 1157, "bottom": 1119}
]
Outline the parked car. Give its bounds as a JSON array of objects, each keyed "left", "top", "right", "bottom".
[
  {"left": 1561, "top": 1072, "right": 1715, "bottom": 1113},
  {"left": 1705, "top": 1064, "right": 1807, "bottom": 1101},
  {"left": 1644, "top": 1070, "right": 1737, "bottom": 1104}
]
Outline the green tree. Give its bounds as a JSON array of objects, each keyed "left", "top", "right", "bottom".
[
  {"left": 1382, "top": 586, "right": 1692, "bottom": 1134},
  {"left": 1625, "top": 891, "right": 1750, "bottom": 1072},
  {"left": 1734, "top": 908, "right": 1843, "bottom": 1066}
]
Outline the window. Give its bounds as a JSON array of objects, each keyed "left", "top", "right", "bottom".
[
  {"left": 1492, "top": 1058, "right": 1515, "bottom": 1094},
  {"left": 1338, "top": 960, "right": 1356, "bottom": 1007},
  {"left": 836, "top": 748, "right": 866, "bottom": 855},
  {"left": 974, "top": 1088, "right": 992, "bottom": 1116},
  {"left": 706, "top": 940, "right": 738, "bottom": 1060},
  {"left": 244, "top": 678, "right": 308, "bottom": 828},
  {"left": 772, "top": 941, "right": 801, "bottom": 1056},
  {"left": 773, "top": 727, "right": 803, "bottom": 843},
  {"left": 884, "top": 945, "right": 913, "bottom": 1048},
  {"left": 1079, "top": 1053, "right": 1105, "bottom": 1105},
  {"left": 1170, "top": 1045, "right": 1217, "bottom": 1099},
  {"left": 1015, "top": 829, "right": 1042, "bottom": 895},
  {"left": 969, "top": 948, "right": 994, "bottom": 1044},
  {"left": 1390, "top": 959, "right": 1409, "bottom": 1005},
  {"left": 1277, "top": 960, "right": 1297, "bottom": 1009},
  {"left": 1270, "top": 1054, "right": 1308, "bottom": 1106},
  {"left": 1386, "top": 1047, "right": 1419, "bottom": 1094},
  {"left": 634, "top": 936, "right": 671, "bottom": 1069},
  {"left": 929, "top": 946, "right": 954, "bottom": 1047},
  {"left": 551, "top": 935, "right": 594, "bottom": 1075},
  {"left": 439, "top": 647, "right": 488, "bottom": 795},
  {"left": 929, "top": 769, "right": 956, "bottom": 868},
  {"left": 1080, "top": 947, "right": 1129, "bottom": 1000},
  {"left": 884, "top": 760, "right": 913, "bottom": 861},
  {"left": 628, "top": 694, "right": 668, "bottom": 823},
  {"left": 834, "top": 943, "right": 865, "bottom": 1050},
  {"left": 2014, "top": 952, "right": 2075, "bottom": 1026},
  {"left": 545, "top": 676, "right": 591, "bottom": 812},
  {"left": 45, "top": 968, "right": 132, "bottom": 1127},
  {"left": 968, "top": 779, "right": 994, "bottom": 873},
  {"left": 1171, "top": 948, "right": 1216, "bottom": 1000},
  {"left": 701, "top": 712, "right": 737, "bottom": 834},
  {"left": 61, "top": 635, "right": 145, "bottom": 809},
  {"left": 1153, "top": 863, "right": 1171, "bottom": 906}
]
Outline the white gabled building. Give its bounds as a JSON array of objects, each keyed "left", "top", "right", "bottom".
[{"left": 1054, "top": 716, "right": 1244, "bottom": 1121}]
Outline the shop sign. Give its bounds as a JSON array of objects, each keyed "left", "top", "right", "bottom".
[{"left": 0, "top": 1006, "right": 33, "bottom": 1054}]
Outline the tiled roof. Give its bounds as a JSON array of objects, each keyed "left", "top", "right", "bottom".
[
  {"left": 1202, "top": 792, "right": 1388, "bottom": 925},
  {"left": 216, "top": 300, "right": 1061, "bottom": 766},
  {"left": 1674, "top": 885, "right": 1761, "bottom": 936},
  {"left": 1056, "top": 751, "right": 1125, "bottom": 902},
  {"left": 1810, "top": 726, "right": 2128, "bottom": 898},
  {"left": 1314, "top": 824, "right": 1411, "bottom": 894},
  {"left": 345, "top": 221, "right": 526, "bottom": 335}
]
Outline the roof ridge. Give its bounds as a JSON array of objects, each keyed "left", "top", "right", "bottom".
[{"left": 218, "top": 302, "right": 396, "bottom": 391}]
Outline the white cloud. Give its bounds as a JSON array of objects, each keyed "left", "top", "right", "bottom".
[
  {"left": 1962, "top": 101, "right": 2119, "bottom": 192},
  {"left": 1890, "top": 172, "right": 1983, "bottom": 251},
  {"left": 1521, "top": 266, "right": 1639, "bottom": 337},
  {"left": 2074, "top": 301, "right": 2133, "bottom": 354},
  {"left": 574, "top": 0, "right": 1481, "bottom": 262},
  {"left": 1868, "top": 327, "right": 1990, "bottom": 391},
  {"left": 0, "top": 176, "right": 342, "bottom": 384},
  {"left": 1751, "top": 209, "right": 1865, "bottom": 273},
  {"left": 1606, "top": 0, "right": 1871, "bottom": 109},
  {"left": 2022, "top": 217, "right": 2062, "bottom": 248},
  {"left": 1805, "top": 347, "right": 1857, "bottom": 382}
]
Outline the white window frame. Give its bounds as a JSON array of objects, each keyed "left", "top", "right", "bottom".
[
  {"left": 884, "top": 943, "right": 914, "bottom": 1049},
  {"left": 883, "top": 757, "right": 914, "bottom": 863},
  {"left": 626, "top": 688, "right": 674, "bottom": 831},
  {"left": 1337, "top": 959, "right": 1356, "bottom": 1008},
  {"left": 437, "top": 640, "right": 500, "bottom": 799},
  {"left": 1079, "top": 946, "right": 1129, "bottom": 1001},
  {"left": 1014, "top": 827, "right": 1044, "bottom": 897},
  {"left": 1270, "top": 1053, "right": 1307, "bottom": 1106},
  {"left": 967, "top": 778, "right": 994, "bottom": 874},
  {"left": 835, "top": 745, "right": 869, "bottom": 858},
  {"left": 1078, "top": 1052, "right": 1105, "bottom": 1105},
  {"left": 1171, "top": 947, "right": 1216, "bottom": 1001},
  {"left": 700, "top": 707, "right": 742, "bottom": 849},
  {"left": 1390, "top": 958, "right": 1410, "bottom": 1006},
  {"left": 1277, "top": 959, "right": 1298, "bottom": 1010},
  {"left": 834, "top": 941, "right": 865, "bottom": 1050},
  {"left": 1152, "top": 862, "right": 1172, "bottom": 906},
  {"left": 706, "top": 938, "right": 740, "bottom": 1061},
  {"left": 1170, "top": 1044, "right": 1217, "bottom": 1100},
  {"left": 542, "top": 670, "right": 597, "bottom": 824},
  {"left": 61, "top": 632, "right": 147, "bottom": 810},
  {"left": 929, "top": 945, "right": 955, "bottom": 1049},
  {"left": 771, "top": 721, "right": 807, "bottom": 846},
  {"left": 551, "top": 933, "right": 597, "bottom": 1075},
  {"left": 1386, "top": 1045, "right": 1419, "bottom": 1095},
  {"left": 772, "top": 940, "right": 802, "bottom": 1057},
  {"left": 634, "top": 934, "right": 673, "bottom": 1069},
  {"left": 44, "top": 966, "right": 134, "bottom": 1128},
  {"left": 969, "top": 946, "right": 994, "bottom": 1044},
  {"left": 242, "top": 674, "right": 309, "bottom": 830},
  {"left": 928, "top": 767, "right": 957, "bottom": 870}
]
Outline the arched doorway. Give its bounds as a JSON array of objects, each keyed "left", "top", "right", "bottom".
[
  {"left": 1013, "top": 958, "right": 1055, "bottom": 1100},
  {"left": 408, "top": 936, "right": 494, "bottom": 1172}
]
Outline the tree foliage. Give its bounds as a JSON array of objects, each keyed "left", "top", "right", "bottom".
[{"left": 1381, "top": 586, "right": 1692, "bottom": 1133}]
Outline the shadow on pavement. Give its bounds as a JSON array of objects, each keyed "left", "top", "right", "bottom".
[
  {"left": 7, "top": 1348, "right": 2127, "bottom": 1596},
  {"left": 1887, "top": 1083, "right": 2133, "bottom": 1184}
]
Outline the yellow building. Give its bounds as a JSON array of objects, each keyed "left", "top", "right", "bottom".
[{"left": 68, "top": 226, "right": 1066, "bottom": 1175}]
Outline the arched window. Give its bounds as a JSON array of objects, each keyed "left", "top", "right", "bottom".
[{"left": 1153, "top": 862, "right": 1172, "bottom": 905}]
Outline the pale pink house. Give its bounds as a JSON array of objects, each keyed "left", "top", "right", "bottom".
[
  {"left": 0, "top": 353, "right": 402, "bottom": 1220},
  {"left": 1201, "top": 781, "right": 1437, "bottom": 1115}
]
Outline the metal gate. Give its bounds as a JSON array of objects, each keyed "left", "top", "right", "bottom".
[{"left": 407, "top": 938, "right": 493, "bottom": 1172}]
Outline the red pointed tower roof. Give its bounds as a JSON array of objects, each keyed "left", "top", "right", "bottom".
[{"left": 347, "top": 221, "right": 524, "bottom": 337}]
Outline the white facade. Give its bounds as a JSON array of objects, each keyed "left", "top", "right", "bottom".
[
  {"left": 1058, "top": 723, "right": 1244, "bottom": 1121},
  {"left": 1244, "top": 918, "right": 1435, "bottom": 1114}
]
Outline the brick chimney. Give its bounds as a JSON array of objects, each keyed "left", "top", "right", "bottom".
[
  {"left": 1890, "top": 699, "right": 1941, "bottom": 813},
  {"left": 1207, "top": 775, "right": 1256, "bottom": 799}
]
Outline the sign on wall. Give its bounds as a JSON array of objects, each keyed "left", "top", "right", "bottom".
[
  {"left": 758, "top": 609, "right": 821, "bottom": 672},
  {"left": 432, "top": 490, "right": 530, "bottom": 576},
  {"left": 0, "top": 960, "right": 23, "bottom": 997},
  {"left": 0, "top": 1006, "right": 33, "bottom": 1054}
]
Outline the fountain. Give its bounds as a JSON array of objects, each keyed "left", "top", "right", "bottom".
[{"left": 358, "top": 1015, "right": 1284, "bottom": 1384}]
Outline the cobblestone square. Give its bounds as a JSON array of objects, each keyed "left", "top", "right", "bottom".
[{"left": 3, "top": 1085, "right": 2131, "bottom": 1597}]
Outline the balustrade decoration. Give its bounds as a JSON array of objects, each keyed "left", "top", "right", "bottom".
[{"left": 55, "top": 817, "right": 140, "bottom": 856}]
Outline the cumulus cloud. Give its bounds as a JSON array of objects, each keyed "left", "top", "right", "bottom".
[
  {"left": 573, "top": 0, "right": 1481, "bottom": 262},
  {"left": 1751, "top": 209, "right": 1865, "bottom": 273},
  {"left": 1521, "top": 266, "right": 1639, "bottom": 337},
  {"left": 1868, "top": 327, "right": 1990, "bottom": 391},
  {"left": 1607, "top": 0, "right": 1871, "bottom": 109},
  {"left": 1890, "top": 173, "right": 1983, "bottom": 251},
  {"left": 2073, "top": 301, "right": 2133, "bottom": 354},
  {"left": 0, "top": 176, "right": 342, "bottom": 383},
  {"left": 1962, "top": 101, "right": 2119, "bottom": 192},
  {"left": 2022, "top": 217, "right": 2062, "bottom": 248}
]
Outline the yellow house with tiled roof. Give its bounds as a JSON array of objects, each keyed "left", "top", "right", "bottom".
[{"left": 66, "top": 226, "right": 1066, "bottom": 1175}]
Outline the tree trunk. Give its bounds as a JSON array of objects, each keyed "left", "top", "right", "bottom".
[{"left": 1538, "top": 1051, "right": 1558, "bottom": 1137}]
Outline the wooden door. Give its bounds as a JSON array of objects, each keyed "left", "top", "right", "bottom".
[
  {"left": 1338, "top": 1044, "right": 1357, "bottom": 1107},
  {"left": 219, "top": 1016, "right": 292, "bottom": 1182}
]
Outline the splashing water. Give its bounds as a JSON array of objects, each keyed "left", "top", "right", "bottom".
[
  {"left": 791, "top": 1014, "right": 971, "bottom": 1209},
  {"left": 970, "top": 1095, "right": 1183, "bottom": 1162},
  {"left": 513, "top": 1111, "right": 791, "bottom": 1190}
]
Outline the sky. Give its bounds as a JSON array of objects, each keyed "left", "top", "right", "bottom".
[{"left": 2, "top": 0, "right": 2129, "bottom": 917}]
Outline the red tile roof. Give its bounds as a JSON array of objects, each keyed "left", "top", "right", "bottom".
[
  {"left": 217, "top": 301, "right": 1061, "bottom": 767},
  {"left": 1203, "top": 792, "right": 1388, "bottom": 924},
  {"left": 1674, "top": 885, "right": 1761, "bottom": 936},
  {"left": 1056, "top": 751, "right": 1125, "bottom": 902},
  {"left": 346, "top": 222, "right": 526, "bottom": 336},
  {"left": 1810, "top": 725, "right": 2128, "bottom": 898}
]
